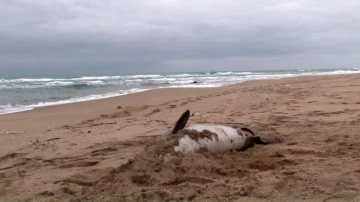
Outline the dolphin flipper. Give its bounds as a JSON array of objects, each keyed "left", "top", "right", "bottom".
[
  {"left": 254, "top": 136, "right": 268, "bottom": 144},
  {"left": 241, "top": 127, "right": 255, "bottom": 136},
  {"left": 170, "top": 110, "right": 191, "bottom": 135},
  {"left": 241, "top": 127, "right": 268, "bottom": 145}
]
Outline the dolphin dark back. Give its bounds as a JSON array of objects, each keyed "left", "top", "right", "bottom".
[{"left": 170, "top": 110, "right": 191, "bottom": 135}]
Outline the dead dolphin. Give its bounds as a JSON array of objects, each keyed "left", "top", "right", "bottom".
[{"left": 166, "top": 110, "right": 268, "bottom": 154}]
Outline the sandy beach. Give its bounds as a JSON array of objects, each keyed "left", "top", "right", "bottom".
[{"left": 1, "top": 73, "right": 360, "bottom": 202}]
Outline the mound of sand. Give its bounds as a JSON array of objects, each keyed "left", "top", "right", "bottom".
[{"left": 71, "top": 134, "right": 285, "bottom": 202}]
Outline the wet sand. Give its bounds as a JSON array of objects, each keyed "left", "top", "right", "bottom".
[{"left": 1, "top": 74, "right": 360, "bottom": 202}]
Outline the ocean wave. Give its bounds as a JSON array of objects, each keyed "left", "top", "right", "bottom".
[
  {"left": 0, "top": 88, "right": 148, "bottom": 115},
  {"left": 73, "top": 76, "right": 124, "bottom": 81},
  {"left": 140, "top": 82, "right": 170, "bottom": 86},
  {"left": 215, "top": 71, "right": 233, "bottom": 75},
  {"left": 64, "top": 84, "right": 92, "bottom": 89},
  {"left": 0, "top": 74, "right": 161, "bottom": 84},
  {"left": 321, "top": 69, "right": 359, "bottom": 74},
  {"left": 61, "top": 82, "right": 108, "bottom": 89},
  {"left": 147, "top": 78, "right": 178, "bottom": 81},
  {"left": 0, "top": 84, "right": 43, "bottom": 89},
  {"left": 0, "top": 104, "right": 33, "bottom": 115},
  {"left": 234, "top": 72, "right": 256, "bottom": 75},
  {"left": 5, "top": 78, "right": 56, "bottom": 82},
  {"left": 168, "top": 80, "right": 201, "bottom": 85},
  {"left": 166, "top": 74, "right": 193, "bottom": 77},
  {"left": 0, "top": 80, "right": 108, "bottom": 90},
  {"left": 126, "top": 74, "right": 162, "bottom": 79},
  {"left": 46, "top": 81, "right": 74, "bottom": 86},
  {"left": 203, "top": 71, "right": 218, "bottom": 75},
  {"left": 86, "top": 80, "right": 106, "bottom": 85}
]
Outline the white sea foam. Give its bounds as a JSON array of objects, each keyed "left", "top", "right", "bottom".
[
  {"left": 0, "top": 85, "right": 8, "bottom": 89},
  {"left": 216, "top": 71, "right": 233, "bottom": 75},
  {"left": 45, "top": 81, "right": 74, "bottom": 86},
  {"left": 0, "top": 104, "right": 33, "bottom": 115},
  {"left": 166, "top": 74, "right": 193, "bottom": 77},
  {"left": 126, "top": 74, "right": 162, "bottom": 79},
  {"left": 86, "top": 80, "right": 106, "bottom": 85},
  {"left": 73, "top": 76, "right": 124, "bottom": 80},
  {"left": 9, "top": 78, "right": 56, "bottom": 82},
  {"left": 0, "top": 88, "right": 148, "bottom": 115}
]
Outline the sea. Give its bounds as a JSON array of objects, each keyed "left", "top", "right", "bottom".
[{"left": 0, "top": 68, "right": 359, "bottom": 115}]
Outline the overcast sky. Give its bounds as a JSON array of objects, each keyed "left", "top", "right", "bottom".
[{"left": 1, "top": 0, "right": 359, "bottom": 75}]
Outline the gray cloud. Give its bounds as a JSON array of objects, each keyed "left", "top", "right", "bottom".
[{"left": 1, "top": 0, "right": 359, "bottom": 75}]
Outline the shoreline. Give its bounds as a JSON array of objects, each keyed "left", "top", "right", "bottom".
[{"left": 1, "top": 72, "right": 359, "bottom": 117}]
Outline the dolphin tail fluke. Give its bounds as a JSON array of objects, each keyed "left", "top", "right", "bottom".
[{"left": 170, "top": 110, "right": 191, "bottom": 135}]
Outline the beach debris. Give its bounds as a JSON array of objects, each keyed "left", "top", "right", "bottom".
[
  {"left": 0, "top": 130, "right": 25, "bottom": 135},
  {"left": 46, "top": 137, "right": 61, "bottom": 142},
  {"left": 192, "top": 81, "right": 199, "bottom": 84},
  {"left": 46, "top": 128, "right": 54, "bottom": 132},
  {"left": 190, "top": 112, "right": 201, "bottom": 116},
  {"left": 29, "top": 139, "right": 45, "bottom": 147},
  {"left": 117, "top": 106, "right": 122, "bottom": 109}
]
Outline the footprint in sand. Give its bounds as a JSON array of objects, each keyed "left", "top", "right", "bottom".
[
  {"left": 323, "top": 194, "right": 358, "bottom": 202},
  {"left": 145, "top": 109, "right": 161, "bottom": 116},
  {"left": 141, "top": 105, "right": 149, "bottom": 110},
  {"left": 0, "top": 152, "right": 26, "bottom": 162},
  {"left": 248, "top": 160, "right": 277, "bottom": 171},
  {"left": 89, "top": 122, "right": 117, "bottom": 127},
  {"left": 100, "top": 114, "right": 109, "bottom": 118},
  {"left": 38, "top": 191, "right": 55, "bottom": 196},
  {"left": 109, "top": 110, "right": 131, "bottom": 118},
  {"left": 162, "top": 177, "right": 214, "bottom": 186},
  {"left": 274, "top": 178, "right": 289, "bottom": 191}
]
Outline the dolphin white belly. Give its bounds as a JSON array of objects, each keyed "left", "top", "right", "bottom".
[{"left": 173, "top": 124, "right": 247, "bottom": 154}]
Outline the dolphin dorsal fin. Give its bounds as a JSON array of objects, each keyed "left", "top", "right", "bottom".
[{"left": 170, "top": 110, "right": 191, "bottom": 135}]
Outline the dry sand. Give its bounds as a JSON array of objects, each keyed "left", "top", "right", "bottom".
[{"left": 1, "top": 74, "right": 360, "bottom": 202}]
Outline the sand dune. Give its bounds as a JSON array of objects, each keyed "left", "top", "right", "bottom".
[{"left": 1, "top": 74, "right": 360, "bottom": 201}]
